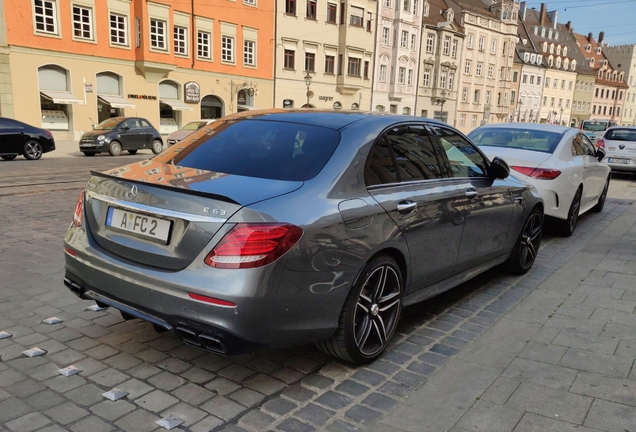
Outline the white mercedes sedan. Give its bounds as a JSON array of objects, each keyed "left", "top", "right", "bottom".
[{"left": 468, "top": 124, "right": 610, "bottom": 236}]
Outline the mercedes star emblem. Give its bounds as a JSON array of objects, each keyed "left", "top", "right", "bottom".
[{"left": 125, "top": 185, "right": 138, "bottom": 200}]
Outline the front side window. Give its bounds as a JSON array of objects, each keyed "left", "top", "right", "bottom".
[
  {"left": 174, "top": 26, "right": 187, "bottom": 55},
  {"left": 197, "top": 31, "right": 211, "bottom": 59},
  {"left": 244, "top": 40, "right": 256, "bottom": 66},
  {"left": 433, "top": 126, "right": 487, "bottom": 178},
  {"left": 72, "top": 5, "right": 93, "bottom": 39},
  {"left": 109, "top": 13, "right": 127, "bottom": 46},
  {"left": 34, "top": 0, "right": 57, "bottom": 34},
  {"left": 150, "top": 18, "right": 166, "bottom": 50},
  {"left": 222, "top": 36, "right": 234, "bottom": 62}
]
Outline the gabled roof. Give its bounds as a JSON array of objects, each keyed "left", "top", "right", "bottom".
[{"left": 422, "top": 0, "right": 463, "bottom": 31}]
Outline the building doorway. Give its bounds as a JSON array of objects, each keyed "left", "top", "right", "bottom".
[{"left": 200, "top": 95, "right": 224, "bottom": 119}]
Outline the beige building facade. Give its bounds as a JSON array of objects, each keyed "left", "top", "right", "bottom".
[
  {"left": 274, "top": 0, "right": 375, "bottom": 111},
  {"left": 605, "top": 43, "right": 636, "bottom": 125}
]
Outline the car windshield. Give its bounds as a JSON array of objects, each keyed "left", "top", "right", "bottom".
[
  {"left": 167, "top": 119, "right": 341, "bottom": 181},
  {"left": 604, "top": 128, "right": 636, "bottom": 141},
  {"left": 468, "top": 128, "right": 564, "bottom": 154},
  {"left": 181, "top": 121, "right": 208, "bottom": 131},
  {"left": 95, "top": 118, "right": 122, "bottom": 130},
  {"left": 581, "top": 121, "right": 608, "bottom": 132}
]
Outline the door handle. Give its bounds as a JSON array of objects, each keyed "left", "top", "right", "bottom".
[
  {"left": 397, "top": 201, "right": 417, "bottom": 214},
  {"left": 465, "top": 189, "right": 478, "bottom": 199}
]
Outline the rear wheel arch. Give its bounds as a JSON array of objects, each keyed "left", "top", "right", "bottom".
[{"left": 352, "top": 247, "right": 408, "bottom": 289}]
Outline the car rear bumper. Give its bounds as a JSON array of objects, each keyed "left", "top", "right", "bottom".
[{"left": 604, "top": 155, "right": 636, "bottom": 172}]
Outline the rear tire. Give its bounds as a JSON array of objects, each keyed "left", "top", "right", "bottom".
[
  {"left": 591, "top": 176, "right": 610, "bottom": 213},
  {"left": 109, "top": 141, "right": 122, "bottom": 156},
  {"left": 316, "top": 255, "right": 403, "bottom": 364},
  {"left": 504, "top": 207, "right": 543, "bottom": 275},
  {"left": 559, "top": 188, "right": 582, "bottom": 237},
  {"left": 1, "top": 155, "right": 17, "bottom": 161},
  {"left": 151, "top": 140, "right": 163, "bottom": 154}
]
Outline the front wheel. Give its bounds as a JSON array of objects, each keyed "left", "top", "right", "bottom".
[
  {"left": 151, "top": 140, "right": 163, "bottom": 154},
  {"left": 23, "top": 140, "right": 43, "bottom": 160},
  {"left": 316, "top": 255, "right": 403, "bottom": 364},
  {"left": 109, "top": 141, "right": 122, "bottom": 156},
  {"left": 591, "top": 176, "right": 610, "bottom": 213},
  {"left": 559, "top": 188, "right": 582, "bottom": 237},
  {"left": 504, "top": 207, "right": 543, "bottom": 275},
  {"left": 1, "top": 155, "right": 17, "bottom": 161}
]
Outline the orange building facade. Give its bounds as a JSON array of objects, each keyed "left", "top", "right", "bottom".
[{"left": 0, "top": 0, "right": 274, "bottom": 140}]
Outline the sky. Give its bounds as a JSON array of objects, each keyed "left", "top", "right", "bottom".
[{"left": 523, "top": 0, "right": 636, "bottom": 46}]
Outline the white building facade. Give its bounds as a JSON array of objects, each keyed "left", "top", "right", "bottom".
[{"left": 605, "top": 43, "right": 636, "bottom": 126}]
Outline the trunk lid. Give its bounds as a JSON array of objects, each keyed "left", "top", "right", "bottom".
[
  {"left": 478, "top": 146, "right": 552, "bottom": 169},
  {"left": 84, "top": 160, "right": 303, "bottom": 270}
]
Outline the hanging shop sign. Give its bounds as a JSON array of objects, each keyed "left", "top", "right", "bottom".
[
  {"left": 283, "top": 99, "right": 294, "bottom": 108},
  {"left": 184, "top": 82, "right": 200, "bottom": 103},
  {"left": 84, "top": 82, "right": 94, "bottom": 93}
]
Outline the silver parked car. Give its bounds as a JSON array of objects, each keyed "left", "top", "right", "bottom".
[
  {"left": 64, "top": 110, "right": 543, "bottom": 364},
  {"left": 167, "top": 120, "right": 216, "bottom": 146},
  {"left": 597, "top": 126, "right": 636, "bottom": 175}
]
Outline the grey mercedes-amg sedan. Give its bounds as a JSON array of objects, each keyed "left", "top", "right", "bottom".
[{"left": 64, "top": 110, "right": 543, "bottom": 364}]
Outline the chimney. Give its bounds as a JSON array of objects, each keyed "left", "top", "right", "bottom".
[
  {"left": 519, "top": 1, "right": 527, "bottom": 21},
  {"left": 539, "top": 3, "right": 547, "bottom": 26},
  {"left": 547, "top": 10, "right": 558, "bottom": 28},
  {"left": 599, "top": 31, "right": 605, "bottom": 44},
  {"left": 588, "top": 32, "right": 593, "bottom": 42},
  {"left": 565, "top": 21, "right": 572, "bottom": 33}
]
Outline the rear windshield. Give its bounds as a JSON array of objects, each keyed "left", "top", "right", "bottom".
[
  {"left": 167, "top": 119, "right": 341, "bottom": 181},
  {"left": 468, "top": 128, "right": 564, "bottom": 154},
  {"left": 581, "top": 121, "right": 609, "bottom": 132},
  {"left": 604, "top": 128, "right": 636, "bottom": 141}
]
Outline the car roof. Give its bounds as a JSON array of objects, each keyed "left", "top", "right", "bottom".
[
  {"left": 230, "top": 109, "right": 448, "bottom": 130},
  {"left": 470, "top": 123, "right": 575, "bottom": 134}
]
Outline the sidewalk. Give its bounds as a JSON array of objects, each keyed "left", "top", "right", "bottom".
[
  {"left": 373, "top": 178, "right": 636, "bottom": 432},
  {"left": 47, "top": 140, "right": 158, "bottom": 159}
]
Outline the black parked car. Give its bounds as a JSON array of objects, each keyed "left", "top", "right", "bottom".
[
  {"left": 0, "top": 117, "right": 56, "bottom": 161},
  {"left": 79, "top": 117, "right": 163, "bottom": 156}
]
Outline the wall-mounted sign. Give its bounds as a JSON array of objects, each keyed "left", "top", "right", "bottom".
[
  {"left": 283, "top": 99, "right": 294, "bottom": 108},
  {"left": 351, "top": 103, "right": 359, "bottom": 110},
  {"left": 84, "top": 82, "right": 93, "bottom": 93},
  {"left": 319, "top": 96, "right": 334, "bottom": 101},
  {"left": 333, "top": 101, "right": 342, "bottom": 109},
  {"left": 184, "top": 81, "right": 200, "bottom": 103},
  {"left": 237, "top": 89, "right": 248, "bottom": 105},
  {"left": 128, "top": 94, "right": 157, "bottom": 100}
]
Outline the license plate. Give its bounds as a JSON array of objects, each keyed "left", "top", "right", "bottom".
[
  {"left": 106, "top": 207, "right": 171, "bottom": 243},
  {"left": 608, "top": 158, "right": 630, "bottom": 164}
]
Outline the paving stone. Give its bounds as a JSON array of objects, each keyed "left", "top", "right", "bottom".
[
  {"left": 5, "top": 412, "right": 52, "bottom": 432},
  {"left": 230, "top": 387, "right": 266, "bottom": 407},
  {"left": 381, "top": 350, "right": 412, "bottom": 365},
  {"left": 345, "top": 405, "right": 383, "bottom": 425},
  {"left": 262, "top": 396, "right": 297, "bottom": 416},
  {"left": 7, "top": 378, "right": 46, "bottom": 398},
  {"left": 135, "top": 348, "right": 168, "bottom": 363},
  {"left": 24, "top": 362, "right": 60, "bottom": 382},
  {"left": 44, "top": 401, "right": 90, "bottom": 425},
  {"left": 90, "top": 400, "right": 136, "bottom": 421},
  {"left": 513, "top": 412, "right": 602, "bottom": 432},
  {"left": 418, "top": 351, "right": 450, "bottom": 367},
  {"left": 155, "top": 356, "right": 191, "bottom": 374},
  {"left": 134, "top": 390, "right": 179, "bottom": 413},
  {"left": 200, "top": 395, "right": 247, "bottom": 421},
  {"left": 559, "top": 348, "right": 633, "bottom": 378},
  {"left": 88, "top": 367, "right": 129, "bottom": 387},
  {"left": 218, "top": 364, "right": 257, "bottom": 382},
  {"left": 245, "top": 357, "right": 282, "bottom": 375},
  {"left": 127, "top": 362, "right": 162, "bottom": 379},
  {"left": 506, "top": 383, "right": 593, "bottom": 424},
  {"left": 238, "top": 409, "right": 275, "bottom": 430},
  {"left": 160, "top": 402, "right": 207, "bottom": 426},
  {"left": 190, "top": 415, "right": 224, "bottom": 432},
  {"left": 114, "top": 409, "right": 160, "bottom": 432},
  {"left": 552, "top": 328, "right": 620, "bottom": 355},
  {"left": 115, "top": 378, "right": 154, "bottom": 401},
  {"left": 0, "top": 369, "right": 27, "bottom": 387},
  {"left": 173, "top": 383, "right": 214, "bottom": 405},
  {"left": 615, "top": 339, "right": 636, "bottom": 358},
  {"left": 454, "top": 400, "right": 523, "bottom": 432},
  {"left": 407, "top": 361, "right": 436, "bottom": 376},
  {"left": 302, "top": 374, "right": 334, "bottom": 390},
  {"left": 69, "top": 415, "right": 115, "bottom": 432},
  {"left": 84, "top": 345, "right": 119, "bottom": 360},
  {"left": 501, "top": 358, "right": 577, "bottom": 391},
  {"left": 192, "top": 354, "right": 233, "bottom": 372},
  {"left": 570, "top": 371, "right": 636, "bottom": 406},
  {"left": 148, "top": 371, "right": 186, "bottom": 391},
  {"left": 517, "top": 341, "right": 568, "bottom": 365},
  {"left": 283, "top": 384, "right": 317, "bottom": 403},
  {"left": 103, "top": 352, "right": 143, "bottom": 370},
  {"left": 584, "top": 399, "right": 636, "bottom": 431},
  {"left": 43, "top": 374, "right": 86, "bottom": 393},
  {"left": 378, "top": 381, "right": 411, "bottom": 399},
  {"left": 0, "top": 397, "right": 32, "bottom": 423},
  {"left": 64, "top": 383, "right": 105, "bottom": 407},
  {"left": 335, "top": 380, "right": 369, "bottom": 397},
  {"left": 393, "top": 370, "right": 427, "bottom": 388},
  {"left": 362, "top": 393, "right": 398, "bottom": 412},
  {"left": 273, "top": 367, "right": 306, "bottom": 384},
  {"left": 315, "top": 390, "right": 353, "bottom": 410},
  {"left": 351, "top": 369, "right": 384, "bottom": 387},
  {"left": 242, "top": 373, "right": 287, "bottom": 396},
  {"left": 205, "top": 377, "right": 241, "bottom": 395},
  {"left": 480, "top": 377, "right": 520, "bottom": 405},
  {"left": 180, "top": 366, "right": 215, "bottom": 384},
  {"left": 24, "top": 388, "right": 65, "bottom": 411},
  {"left": 296, "top": 402, "right": 336, "bottom": 426},
  {"left": 278, "top": 417, "right": 316, "bottom": 432}
]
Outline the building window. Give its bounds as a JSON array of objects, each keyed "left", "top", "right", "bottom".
[
  {"left": 467, "top": 33, "right": 473, "bottom": 49},
  {"left": 462, "top": 87, "right": 468, "bottom": 102},
  {"left": 174, "top": 26, "right": 187, "bottom": 55},
  {"left": 464, "top": 60, "right": 471, "bottom": 75},
  {"left": 338, "top": 53, "right": 343, "bottom": 74},
  {"left": 490, "top": 39, "right": 496, "bottom": 54},
  {"left": 327, "top": 3, "right": 337, "bottom": 23},
  {"left": 307, "top": 0, "right": 317, "bottom": 19},
  {"left": 472, "top": 115, "right": 477, "bottom": 127},
  {"left": 553, "top": 79, "right": 557, "bottom": 89},
  {"left": 222, "top": 36, "right": 234, "bottom": 62},
  {"left": 513, "top": 71, "right": 518, "bottom": 82},
  {"left": 543, "top": 96, "right": 547, "bottom": 106},
  {"left": 448, "top": 72, "right": 454, "bottom": 90},
  {"left": 423, "top": 69, "right": 430, "bottom": 86},
  {"left": 244, "top": 0, "right": 256, "bottom": 4},
  {"left": 244, "top": 40, "right": 255, "bottom": 66},
  {"left": 459, "top": 114, "right": 466, "bottom": 126},
  {"left": 439, "top": 72, "right": 446, "bottom": 88},
  {"left": 109, "top": 13, "right": 127, "bottom": 46},
  {"left": 407, "top": 69, "right": 413, "bottom": 85},
  {"left": 72, "top": 5, "right": 93, "bottom": 40},
  {"left": 398, "top": 67, "right": 405, "bottom": 84},
  {"left": 537, "top": 76, "right": 542, "bottom": 86},
  {"left": 286, "top": 0, "right": 296, "bottom": 14},
  {"left": 487, "top": 66, "right": 493, "bottom": 79},
  {"left": 403, "top": 0, "right": 410, "bottom": 11},
  {"left": 451, "top": 39, "right": 457, "bottom": 57},
  {"left": 545, "top": 77, "right": 550, "bottom": 87},
  {"left": 348, "top": 57, "right": 361, "bottom": 76},
  {"left": 426, "top": 34, "right": 434, "bottom": 53},
  {"left": 510, "top": 90, "right": 516, "bottom": 105},
  {"left": 379, "top": 64, "right": 387, "bottom": 82},
  {"left": 403, "top": 107, "right": 411, "bottom": 115},
  {"left": 150, "top": 19, "right": 167, "bottom": 50},
  {"left": 476, "top": 63, "right": 482, "bottom": 77},
  {"left": 390, "top": 104, "right": 397, "bottom": 113},
  {"left": 478, "top": 36, "right": 485, "bottom": 51},
  {"left": 305, "top": 52, "right": 315, "bottom": 72},
  {"left": 411, "top": 34, "right": 416, "bottom": 51},
  {"left": 383, "top": 0, "right": 390, "bottom": 6},
  {"left": 401, "top": 31, "right": 408, "bottom": 48},
  {"left": 197, "top": 31, "right": 211, "bottom": 59},
  {"left": 34, "top": 0, "right": 57, "bottom": 34},
  {"left": 443, "top": 36, "right": 450, "bottom": 55},
  {"left": 522, "top": 74, "right": 527, "bottom": 84},
  {"left": 486, "top": 91, "right": 491, "bottom": 105},
  {"left": 350, "top": 7, "right": 364, "bottom": 26},
  {"left": 284, "top": 49, "right": 295, "bottom": 69},
  {"left": 325, "top": 55, "right": 335, "bottom": 73},
  {"left": 382, "top": 28, "right": 390, "bottom": 45},
  {"left": 550, "top": 97, "right": 555, "bottom": 107},
  {"left": 474, "top": 90, "right": 480, "bottom": 103}
]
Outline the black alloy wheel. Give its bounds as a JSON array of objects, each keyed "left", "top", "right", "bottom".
[
  {"left": 128, "top": 150, "right": 138, "bottom": 155},
  {"left": 592, "top": 176, "right": 610, "bottom": 213},
  {"left": 23, "top": 140, "right": 43, "bottom": 160},
  {"left": 151, "top": 140, "right": 163, "bottom": 154},
  {"left": 559, "top": 188, "right": 582, "bottom": 237},
  {"left": 504, "top": 207, "right": 543, "bottom": 275},
  {"left": 317, "top": 255, "right": 403, "bottom": 364},
  {"left": 1, "top": 155, "right": 17, "bottom": 161},
  {"left": 109, "top": 141, "right": 122, "bottom": 156}
]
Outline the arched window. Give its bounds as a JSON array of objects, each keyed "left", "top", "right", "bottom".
[
  {"left": 201, "top": 95, "right": 224, "bottom": 119},
  {"left": 555, "top": 57, "right": 561, "bottom": 69},
  {"left": 375, "top": 105, "right": 385, "bottom": 112},
  {"left": 563, "top": 59, "right": 569, "bottom": 70},
  {"left": 38, "top": 65, "right": 80, "bottom": 132},
  {"left": 159, "top": 80, "right": 187, "bottom": 134},
  {"left": 95, "top": 72, "right": 133, "bottom": 123},
  {"left": 563, "top": 46, "right": 568, "bottom": 56},
  {"left": 423, "top": 1, "right": 429, "bottom": 16},
  {"left": 556, "top": 45, "right": 561, "bottom": 55},
  {"left": 403, "top": 107, "right": 411, "bottom": 115}
]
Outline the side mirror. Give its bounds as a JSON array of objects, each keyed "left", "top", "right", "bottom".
[
  {"left": 121, "top": 125, "right": 130, "bottom": 132},
  {"left": 92, "top": 124, "right": 97, "bottom": 129},
  {"left": 595, "top": 147, "right": 606, "bottom": 162},
  {"left": 489, "top": 157, "right": 510, "bottom": 180}
]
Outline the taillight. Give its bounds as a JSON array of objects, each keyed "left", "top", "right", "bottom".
[
  {"left": 596, "top": 138, "right": 605, "bottom": 149},
  {"left": 511, "top": 166, "right": 561, "bottom": 180},
  {"left": 204, "top": 223, "right": 303, "bottom": 269},
  {"left": 73, "top": 191, "right": 84, "bottom": 227}
]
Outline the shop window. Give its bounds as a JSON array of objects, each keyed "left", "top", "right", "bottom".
[
  {"left": 150, "top": 18, "right": 167, "bottom": 50},
  {"left": 34, "top": 0, "right": 58, "bottom": 35},
  {"left": 72, "top": 5, "right": 93, "bottom": 40},
  {"left": 201, "top": 95, "right": 224, "bottom": 119},
  {"left": 109, "top": 13, "right": 128, "bottom": 46},
  {"left": 159, "top": 80, "right": 182, "bottom": 134},
  {"left": 38, "top": 65, "right": 75, "bottom": 131}
]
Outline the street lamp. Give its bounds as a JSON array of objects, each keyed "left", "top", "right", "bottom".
[
  {"left": 435, "top": 90, "right": 447, "bottom": 122},
  {"left": 304, "top": 72, "right": 312, "bottom": 107}
]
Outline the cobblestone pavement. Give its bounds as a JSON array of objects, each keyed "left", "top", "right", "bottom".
[{"left": 0, "top": 166, "right": 635, "bottom": 431}]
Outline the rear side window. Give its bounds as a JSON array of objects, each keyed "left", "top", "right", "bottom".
[
  {"left": 170, "top": 119, "right": 340, "bottom": 181},
  {"left": 385, "top": 125, "right": 443, "bottom": 181},
  {"left": 605, "top": 128, "right": 636, "bottom": 141}
]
